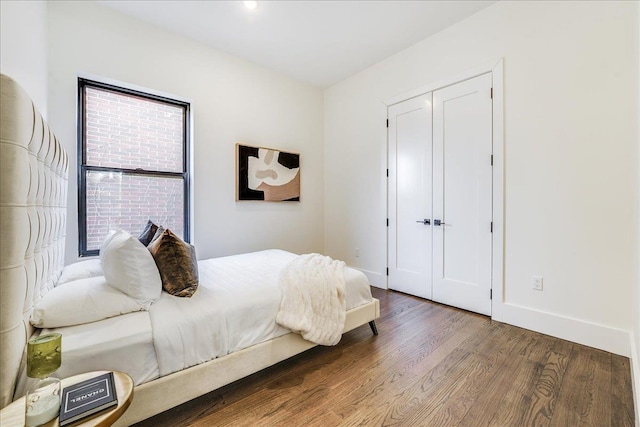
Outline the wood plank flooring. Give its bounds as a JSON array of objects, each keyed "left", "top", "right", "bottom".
[{"left": 135, "top": 288, "right": 635, "bottom": 427}]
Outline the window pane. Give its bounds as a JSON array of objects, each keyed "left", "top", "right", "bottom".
[
  {"left": 85, "top": 87, "right": 184, "bottom": 172},
  {"left": 85, "top": 171, "right": 184, "bottom": 251}
]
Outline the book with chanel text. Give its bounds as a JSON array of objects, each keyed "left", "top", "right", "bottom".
[{"left": 58, "top": 372, "right": 117, "bottom": 426}]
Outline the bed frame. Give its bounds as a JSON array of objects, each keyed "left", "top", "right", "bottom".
[{"left": 0, "top": 74, "right": 380, "bottom": 425}]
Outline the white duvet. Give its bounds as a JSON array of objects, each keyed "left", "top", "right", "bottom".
[
  {"left": 15, "top": 250, "right": 373, "bottom": 394},
  {"left": 150, "top": 250, "right": 372, "bottom": 376}
]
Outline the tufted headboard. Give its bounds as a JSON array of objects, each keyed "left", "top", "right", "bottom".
[{"left": 0, "top": 74, "right": 69, "bottom": 408}]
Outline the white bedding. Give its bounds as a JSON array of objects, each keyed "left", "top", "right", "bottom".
[
  {"left": 151, "top": 249, "right": 372, "bottom": 376},
  {"left": 14, "top": 312, "right": 158, "bottom": 398},
  {"left": 15, "top": 250, "right": 373, "bottom": 396},
  {"left": 276, "top": 253, "right": 347, "bottom": 346}
]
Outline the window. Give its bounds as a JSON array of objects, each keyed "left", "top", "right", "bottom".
[{"left": 78, "top": 78, "right": 190, "bottom": 256}]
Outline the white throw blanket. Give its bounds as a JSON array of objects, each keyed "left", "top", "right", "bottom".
[{"left": 276, "top": 253, "right": 346, "bottom": 346}]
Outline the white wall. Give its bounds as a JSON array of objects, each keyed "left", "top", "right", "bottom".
[
  {"left": 633, "top": 1, "right": 640, "bottom": 416},
  {"left": 45, "top": 1, "right": 324, "bottom": 264},
  {"left": 0, "top": 1, "right": 48, "bottom": 118},
  {"left": 325, "top": 1, "right": 639, "bottom": 356}
]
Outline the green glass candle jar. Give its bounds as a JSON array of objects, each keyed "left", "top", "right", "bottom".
[{"left": 25, "top": 333, "right": 62, "bottom": 426}]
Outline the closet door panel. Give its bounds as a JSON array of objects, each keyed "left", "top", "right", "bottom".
[
  {"left": 432, "top": 73, "right": 492, "bottom": 316},
  {"left": 387, "top": 94, "right": 433, "bottom": 299}
]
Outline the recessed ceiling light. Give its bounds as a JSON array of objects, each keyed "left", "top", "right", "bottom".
[{"left": 244, "top": 1, "right": 258, "bottom": 10}]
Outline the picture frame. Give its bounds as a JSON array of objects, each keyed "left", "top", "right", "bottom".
[{"left": 236, "top": 143, "right": 300, "bottom": 202}]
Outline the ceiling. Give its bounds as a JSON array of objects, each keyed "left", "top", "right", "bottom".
[{"left": 97, "top": 1, "right": 496, "bottom": 88}]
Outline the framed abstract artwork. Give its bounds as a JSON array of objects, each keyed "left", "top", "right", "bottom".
[{"left": 236, "top": 143, "right": 300, "bottom": 201}]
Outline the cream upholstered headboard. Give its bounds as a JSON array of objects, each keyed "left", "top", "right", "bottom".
[{"left": 0, "top": 74, "right": 68, "bottom": 408}]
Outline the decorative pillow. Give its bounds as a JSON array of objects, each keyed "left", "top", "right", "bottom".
[
  {"left": 147, "top": 229, "right": 198, "bottom": 297},
  {"left": 100, "top": 230, "right": 117, "bottom": 254},
  {"left": 31, "top": 276, "right": 144, "bottom": 328},
  {"left": 57, "top": 259, "right": 103, "bottom": 286},
  {"left": 100, "top": 229, "right": 162, "bottom": 308},
  {"left": 138, "top": 220, "right": 159, "bottom": 246},
  {"left": 148, "top": 225, "right": 165, "bottom": 246}
]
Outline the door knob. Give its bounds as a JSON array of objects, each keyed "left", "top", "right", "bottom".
[
  {"left": 434, "top": 219, "right": 446, "bottom": 226},
  {"left": 415, "top": 219, "right": 431, "bottom": 225}
]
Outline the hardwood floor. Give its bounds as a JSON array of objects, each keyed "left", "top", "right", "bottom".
[{"left": 135, "top": 288, "right": 635, "bottom": 426}]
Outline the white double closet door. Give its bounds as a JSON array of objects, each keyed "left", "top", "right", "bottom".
[{"left": 388, "top": 73, "right": 493, "bottom": 316}]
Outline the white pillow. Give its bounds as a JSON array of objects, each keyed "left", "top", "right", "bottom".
[
  {"left": 100, "top": 230, "right": 117, "bottom": 254},
  {"left": 31, "top": 276, "right": 144, "bottom": 328},
  {"left": 100, "top": 229, "right": 162, "bottom": 308},
  {"left": 57, "top": 259, "right": 103, "bottom": 286}
]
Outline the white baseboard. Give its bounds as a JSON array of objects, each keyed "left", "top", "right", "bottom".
[
  {"left": 349, "top": 269, "right": 634, "bottom": 353},
  {"left": 630, "top": 333, "right": 640, "bottom": 425},
  {"left": 352, "top": 267, "right": 387, "bottom": 290},
  {"left": 498, "top": 302, "right": 630, "bottom": 357}
]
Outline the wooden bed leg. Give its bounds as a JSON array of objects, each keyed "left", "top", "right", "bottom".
[{"left": 368, "top": 320, "right": 378, "bottom": 336}]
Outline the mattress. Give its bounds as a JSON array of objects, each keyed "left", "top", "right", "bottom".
[
  {"left": 14, "top": 312, "right": 157, "bottom": 398},
  {"left": 14, "top": 250, "right": 372, "bottom": 397}
]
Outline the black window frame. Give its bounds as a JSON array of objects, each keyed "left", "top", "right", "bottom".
[{"left": 77, "top": 78, "right": 191, "bottom": 257}]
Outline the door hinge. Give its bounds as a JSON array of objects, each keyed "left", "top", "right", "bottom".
[
  {"left": 386, "top": 168, "right": 389, "bottom": 177},
  {"left": 490, "top": 88, "right": 493, "bottom": 99},
  {"left": 386, "top": 218, "right": 389, "bottom": 227},
  {"left": 386, "top": 119, "right": 389, "bottom": 128},
  {"left": 386, "top": 268, "right": 389, "bottom": 276},
  {"left": 490, "top": 155, "right": 493, "bottom": 166},
  {"left": 490, "top": 222, "right": 493, "bottom": 233},
  {"left": 490, "top": 289, "right": 493, "bottom": 300}
]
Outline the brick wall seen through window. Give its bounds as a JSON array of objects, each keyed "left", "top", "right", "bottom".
[{"left": 79, "top": 79, "right": 190, "bottom": 256}]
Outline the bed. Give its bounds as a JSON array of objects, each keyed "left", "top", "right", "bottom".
[{"left": 0, "top": 73, "right": 380, "bottom": 425}]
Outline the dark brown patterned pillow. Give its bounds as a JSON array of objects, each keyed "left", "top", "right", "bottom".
[
  {"left": 147, "top": 229, "right": 198, "bottom": 297},
  {"left": 138, "top": 220, "right": 159, "bottom": 246}
]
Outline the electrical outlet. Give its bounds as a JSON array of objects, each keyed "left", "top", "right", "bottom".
[
  {"left": 532, "top": 276, "right": 543, "bottom": 291},
  {"left": 355, "top": 248, "right": 360, "bottom": 257}
]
